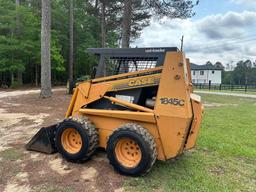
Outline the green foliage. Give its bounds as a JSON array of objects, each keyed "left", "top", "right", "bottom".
[
  {"left": 0, "top": 0, "right": 198, "bottom": 86},
  {"left": 0, "top": 0, "right": 40, "bottom": 85},
  {"left": 0, "top": 0, "right": 110, "bottom": 86},
  {"left": 223, "top": 60, "right": 256, "bottom": 85},
  {"left": 10, "top": 80, "right": 22, "bottom": 88},
  {"left": 77, "top": 75, "right": 91, "bottom": 82},
  {"left": 130, "top": 0, "right": 151, "bottom": 41},
  {"left": 51, "top": 32, "right": 65, "bottom": 72},
  {"left": 145, "top": 0, "right": 199, "bottom": 18}
]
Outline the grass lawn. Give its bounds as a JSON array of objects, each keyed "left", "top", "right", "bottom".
[
  {"left": 125, "top": 94, "right": 256, "bottom": 192},
  {"left": 195, "top": 89, "right": 256, "bottom": 95}
]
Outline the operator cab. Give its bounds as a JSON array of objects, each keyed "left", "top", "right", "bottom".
[
  {"left": 88, "top": 47, "right": 179, "bottom": 76},
  {"left": 87, "top": 47, "right": 180, "bottom": 111}
]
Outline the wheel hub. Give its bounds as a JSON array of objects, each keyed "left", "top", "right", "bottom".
[
  {"left": 115, "top": 138, "right": 142, "bottom": 168},
  {"left": 61, "top": 128, "right": 82, "bottom": 154}
]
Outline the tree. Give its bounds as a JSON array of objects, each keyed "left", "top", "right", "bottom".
[
  {"left": 214, "top": 61, "right": 224, "bottom": 70},
  {"left": 232, "top": 60, "right": 253, "bottom": 85},
  {"left": 95, "top": 0, "right": 121, "bottom": 77},
  {"left": 0, "top": 0, "right": 40, "bottom": 87},
  {"left": 68, "top": 0, "right": 74, "bottom": 93},
  {"left": 206, "top": 61, "right": 212, "bottom": 66},
  {"left": 16, "top": 0, "right": 23, "bottom": 85},
  {"left": 144, "top": 0, "right": 199, "bottom": 18},
  {"left": 94, "top": 0, "right": 107, "bottom": 78},
  {"left": 1, "top": 0, "right": 201, "bottom": 86},
  {"left": 100, "top": 0, "right": 106, "bottom": 48},
  {"left": 40, "top": 0, "right": 52, "bottom": 98},
  {"left": 121, "top": 0, "right": 132, "bottom": 48},
  {"left": 121, "top": 0, "right": 199, "bottom": 48}
]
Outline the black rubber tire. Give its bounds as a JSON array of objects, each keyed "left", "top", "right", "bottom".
[
  {"left": 55, "top": 116, "right": 98, "bottom": 162},
  {"left": 107, "top": 123, "right": 157, "bottom": 176}
]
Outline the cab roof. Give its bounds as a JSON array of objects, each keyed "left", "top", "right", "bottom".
[{"left": 87, "top": 47, "right": 179, "bottom": 57}]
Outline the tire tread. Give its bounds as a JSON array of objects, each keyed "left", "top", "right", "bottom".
[
  {"left": 56, "top": 116, "right": 98, "bottom": 162},
  {"left": 107, "top": 123, "right": 157, "bottom": 176}
]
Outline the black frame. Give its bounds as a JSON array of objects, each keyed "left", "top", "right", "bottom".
[{"left": 88, "top": 47, "right": 179, "bottom": 76}]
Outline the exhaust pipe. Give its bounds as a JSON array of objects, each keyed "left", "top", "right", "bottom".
[{"left": 26, "top": 124, "right": 58, "bottom": 154}]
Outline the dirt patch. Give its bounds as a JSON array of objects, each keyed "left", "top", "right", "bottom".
[
  {"left": 0, "top": 88, "right": 124, "bottom": 192},
  {"left": 0, "top": 109, "right": 49, "bottom": 152},
  {"left": 81, "top": 167, "right": 98, "bottom": 181},
  {"left": 114, "top": 188, "right": 125, "bottom": 192},
  {"left": 0, "top": 87, "right": 64, "bottom": 99},
  {"left": 15, "top": 172, "right": 29, "bottom": 182},
  {"left": 3, "top": 181, "right": 31, "bottom": 192},
  {"left": 49, "top": 158, "right": 72, "bottom": 175}
]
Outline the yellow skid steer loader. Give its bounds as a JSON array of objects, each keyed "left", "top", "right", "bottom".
[{"left": 26, "top": 47, "right": 203, "bottom": 176}]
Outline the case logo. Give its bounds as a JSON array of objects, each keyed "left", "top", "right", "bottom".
[{"left": 128, "top": 77, "right": 155, "bottom": 87}]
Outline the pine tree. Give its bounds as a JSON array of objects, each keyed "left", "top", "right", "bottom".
[
  {"left": 40, "top": 0, "right": 52, "bottom": 98},
  {"left": 68, "top": 0, "right": 74, "bottom": 93},
  {"left": 121, "top": 0, "right": 199, "bottom": 48}
]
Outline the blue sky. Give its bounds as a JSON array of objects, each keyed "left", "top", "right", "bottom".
[
  {"left": 193, "top": 0, "right": 244, "bottom": 19},
  {"left": 134, "top": 0, "right": 256, "bottom": 68}
]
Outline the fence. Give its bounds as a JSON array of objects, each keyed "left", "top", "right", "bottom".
[{"left": 194, "top": 83, "right": 256, "bottom": 93}]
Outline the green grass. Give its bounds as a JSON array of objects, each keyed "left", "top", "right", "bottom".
[
  {"left": 195, "top": 89, "right": 256, "bottom": 95},
  {"left": 125, "top": 94, "right": 256, "bottom": 192}
]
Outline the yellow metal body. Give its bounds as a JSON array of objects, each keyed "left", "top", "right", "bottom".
[{"left": 65, "top": 51, "right": 203, "bottom": 161}]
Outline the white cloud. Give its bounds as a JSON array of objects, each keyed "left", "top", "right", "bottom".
[
  {"left": 231, "top": 0, "right": 256, "bottom": 5},
  {"left": 197, "top": 11, "right": 256, "bottom": 39},
  {"left": 230, "top": 0, "right": 256, "bottom": 10},
  {"left": 133, "top": 11, "right": 256, "bottom": 66}
]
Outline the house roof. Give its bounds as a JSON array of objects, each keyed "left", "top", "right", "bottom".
[{"left": 190, "top": 63, "right": 222, "bottom": 70}]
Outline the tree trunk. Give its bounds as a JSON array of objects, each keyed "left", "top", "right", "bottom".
[
  {"left": 95, "top": 0, "right": 99, "bottom": 9},
  {"left": 16, "top": 0, "right": 23, "bottom": 85},
  {"left": 35, "top": 62, "right": 38, "bottom": 87},
  {"left": 121, "top": 0, "right": 132, "bottom": 48},
  {"left": 11, "top": 72, "right": 14, "bottom": 86},
  {"left": 17, "top": 71, "right": 22, "bottom": 85},
  {"left": 101, "top": 0, "right": 106, "bottom": 48},
  {"left": 68, "top": 0, "right": 74, "bottom": 93},
  {"left": 40, "top": 0, "right": 52, "bottom": 98},
  {"left": 95, "top": 0, "right": 106, "bottom": 78}
]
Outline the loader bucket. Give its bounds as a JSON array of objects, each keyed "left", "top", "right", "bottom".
[{"left": 26, "top": 124, "right": 57, "bottom": 154}]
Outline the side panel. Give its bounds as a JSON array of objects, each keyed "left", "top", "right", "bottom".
[
  {"left": 186, "top": 58, "right": 193, "bottom": 93},
  {"left": 154, "top": 52, "right": 193, "bottom": 159},
  {"left": 79, "top": 109, "right": 156, "bottom": 123},
  {"left": 185, "top": 99, "right": 203, "bottom": 150},
  {"left": 72, "top": 83, "right": 111, "bottom": 115},
  {"left": 85, "top": 115, "right": 166, "bottom": 161}
]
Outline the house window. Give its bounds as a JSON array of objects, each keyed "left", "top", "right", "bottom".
[
  {"left": 212, "top": 70, "right": 215, "bottom": 74},
  {"left": 193, "top": 71, "right": 195, "bottom": 75},
  {"left": 200, "top": 71, "right": 204, "bottom": 75}
]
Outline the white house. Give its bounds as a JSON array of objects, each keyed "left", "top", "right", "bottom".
[{"left": 190, "top": 63, "right": 222, "bottom": 84}]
